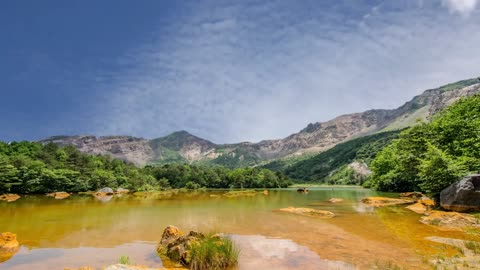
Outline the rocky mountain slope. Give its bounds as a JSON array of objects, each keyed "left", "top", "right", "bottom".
[{"left": 39, "top": 77, "right": 480, "bottom": 167}]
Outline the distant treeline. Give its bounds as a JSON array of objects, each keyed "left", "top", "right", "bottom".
[{"left": 0, "top": 142, "right": 291, "bottom": 194}]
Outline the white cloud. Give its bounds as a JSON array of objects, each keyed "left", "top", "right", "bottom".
[
  {"left": 91, "top": 1, "right": 480, "bottom": 143},
  {"left": 442, "top": 0, "right": 478, "bottom": 15}
]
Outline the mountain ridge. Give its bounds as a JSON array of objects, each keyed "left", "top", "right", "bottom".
[{"left": 39, "top": 77, "right": 480, "bottom": 167}]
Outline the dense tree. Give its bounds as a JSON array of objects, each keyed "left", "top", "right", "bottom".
[{"left": 367, "top": 95, "right": 480, "bottom": 195}]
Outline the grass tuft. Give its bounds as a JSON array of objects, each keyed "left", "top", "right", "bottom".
[
  {"left": 119, "top": 255, "right": 130, "bottom": 265},
  {"left": 189, "top": 234, "right": 240, "bottom": 270}
]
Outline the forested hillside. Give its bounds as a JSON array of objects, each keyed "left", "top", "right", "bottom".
[
  {"left": 263, "top": 130, "right": 401, "bottom": 182},
  {"left": 0, "top": 142, "right": 290, "bottom": 194},
  {"left": 366, "top": 95, "right": 480, "bottom": 194}
]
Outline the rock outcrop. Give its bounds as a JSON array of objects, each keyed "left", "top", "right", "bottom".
[
  {"left": 0, "top": 194, "right": 20, "bottom": 202},
  {"left": 157, "top": 225, "right": 203, "bottom": 266},
  {"left": 361, "top": 197, "right": 413, "bottom": 207},
  {"left": 47, "top": 192, "right": 70, "bottom": 199},
  {"left": 440, "top": 174, "right": 480, "bottom": 212},
  {"left": 420, "top": 211, "right": 480, "bottom": 231},
  {"left": 278, "top": 207, "right": 335, "bottom": 218},
  {"left": 0, "top": 232, "right": 19, "bottom": 263},
  {"left": 405, "top": 196, "right": 435, "bottom": 214}
]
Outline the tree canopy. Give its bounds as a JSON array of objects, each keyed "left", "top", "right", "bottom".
[
  {"left": 366, "top": 95, "right": 480, "bottom": 194},
  {"left": 0, "top": 141, "right": 291, "bottom": 194}
]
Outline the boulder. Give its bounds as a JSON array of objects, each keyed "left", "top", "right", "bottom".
[
  {"left": 116, "top": 188, "right": 130, "bottom": 194},
  {"left": 263, "top": 190, "right": 269, "bottom": 195},
  {"left": 47, "top": 192, "right": 70, "bottom": 199},
  {"left": 278, "top": 207, "right": 335, "bottom": 218},
  {"left": 328, "top": 198, "right": 344, "bottom": 203},
  {"left": 0, "top": 194, "right": 20, "bottom": 202},
  {"left": 0, "top": 232, "right": 19, "bottom": 263},
  {"left": 296, "top": 188, "right": 309, "bottom": 193},
  {"left": 361, "top": 197, "right": 413, "bottom": 207},
  {"left": 440, "top": 174, "right": 480, "bottom": 212},
  {"left": 97, "top": 187, "right": 114, "bottom": 195},
  {"left": 157, "top": 226, "right": 204, "bottom": 266},
  {"left": 420, "top": 211, "right": 480, "bottom": 231}
]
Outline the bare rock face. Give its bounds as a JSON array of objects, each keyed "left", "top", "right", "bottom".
[{"left": 440, "top": 174, "right": 480, "bottom": 212}]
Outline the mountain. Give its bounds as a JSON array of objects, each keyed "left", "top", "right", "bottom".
[{"left": 39, "top": 77, "right": 480, "bottom": 167}]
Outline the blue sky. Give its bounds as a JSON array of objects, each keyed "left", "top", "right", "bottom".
[{"left": 1, "top": 0, "right": 480, "bottom": 143}]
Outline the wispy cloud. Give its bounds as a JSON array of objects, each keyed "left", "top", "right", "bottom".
[
  {"left": 91, "top": 0, "right": 480, "bottom": 143},
  {"left": 442, "top": 0, "right": 478, "bottom": 15}
]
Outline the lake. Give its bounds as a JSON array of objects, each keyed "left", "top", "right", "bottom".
[{"left": 0, "top": 187, "right": 477, "bottom": 269}]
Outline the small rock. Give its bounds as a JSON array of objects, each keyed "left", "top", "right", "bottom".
[
  {"left": 116, "top": 188, "right": 130, "bottom": 194},
  {"left": 362, "top": 197, "right": 413, "bottom": 207},
  {"left": 263, "top": 190, "right": 269, "bottom": 195},
  {"left": 47, "top": 192, "right": 70, "bottom": 199},
  {"left": 329, "top": 198, "right": 344, "bottom": 203},
  {"left": 97, "top": 187, "right": 114, "bottom": 195},
  {"left": 418, "top": 196, "right": 435, "bottom": 206},
  {"left": 0, "top": 194, "right": 20, "bottom": 202},
  {"left": 278, "top": 207, "right": 335, "bottom": 218}
]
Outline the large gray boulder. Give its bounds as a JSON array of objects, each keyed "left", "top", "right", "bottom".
[{"left": 440, "top": 174, "right": 480, "bottom": 212}]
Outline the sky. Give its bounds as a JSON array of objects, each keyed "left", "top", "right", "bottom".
[{"left": 1, "top": 0, "right": 480, "bottom": 143}]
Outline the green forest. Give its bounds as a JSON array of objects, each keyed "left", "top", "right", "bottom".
[
  {"left": 0, "top": 142, "right": 291, "bottom": 194},
  {"left": 366, "top": 95, "right": 480, "bottom": 194}
]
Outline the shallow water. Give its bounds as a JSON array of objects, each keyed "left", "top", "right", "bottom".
[{"left": 0, "top": 188, "right": 478, "bottom": 269}]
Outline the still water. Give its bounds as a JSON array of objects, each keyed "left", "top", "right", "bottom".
[{"left": 0, "top": 188, "right": 477, "bottom": 269}]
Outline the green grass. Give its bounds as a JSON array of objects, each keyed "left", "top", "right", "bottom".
[
  {"left": 119, "top": 255, "right": 130, "bottom": 265},
  {"left": 189, "top": 234, "right": 240, "bottom": 270}
]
